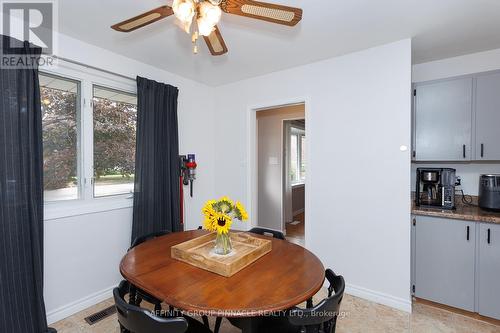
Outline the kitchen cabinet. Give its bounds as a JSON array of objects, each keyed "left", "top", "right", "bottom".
[
  {"left": 478, "top": 223, "right": 500, "bottom": 320},
  {"left": 414, "top": 215, "right": 475, "bottom": 311},
  {"left": 475, "top": 72, "right": 500, "bottom": 160},
  {"left": 414, "top": 78, "right": 473, "bottom": 161}
]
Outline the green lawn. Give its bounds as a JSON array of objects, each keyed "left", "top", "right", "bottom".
[{"left": 95, "top": 174, "right": 135, "bottom": 185}]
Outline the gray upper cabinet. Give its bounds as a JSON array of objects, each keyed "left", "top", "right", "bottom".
[
  {"left": 414, "top": 78, "right": 473, "bottom": 161},
  {"left": 414, "top": 215, "right": 475, "bottom": 311},
  {"left": 475, "top": 73, "right": 500, "bottom": 160},
  {"left": 478, "top": 223, "right": 500, "bottom": 320}
]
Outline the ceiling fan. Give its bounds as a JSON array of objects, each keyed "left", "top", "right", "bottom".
[{"left": 111, "top": 0, "right": 302, "bottom": 56}]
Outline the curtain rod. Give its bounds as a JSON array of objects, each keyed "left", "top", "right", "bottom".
[{"left": 50, "top": 55, "right": 136, "bottom": 82}]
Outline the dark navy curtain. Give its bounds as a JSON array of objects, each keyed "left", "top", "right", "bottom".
[
  {"left": 131, "top": 76, "right": 180, "bottom": 243},
  {"left": 0, "top": 35, "right": 54, "bottom": 332}
]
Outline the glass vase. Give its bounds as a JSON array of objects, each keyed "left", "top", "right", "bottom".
[{"left": 214, "top": 232, "right": 232, "bottom": 255}]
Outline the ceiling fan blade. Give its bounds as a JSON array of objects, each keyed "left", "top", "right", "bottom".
[
  {"left": 111, "top": 6, "right": 174, "bottom": 32},
  {"left": 203, "top": 25, "right": 228, "bottom": 56},
  {"left": 221, "top": 0, "right": 302, "bottom": 26}
]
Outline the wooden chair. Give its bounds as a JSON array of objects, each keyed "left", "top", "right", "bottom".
[{"left": 114, "top": 280, "right": 212, "bottom": 333}]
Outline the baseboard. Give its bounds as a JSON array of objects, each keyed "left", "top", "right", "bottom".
[
  {"left": 345, "top": 283, "right": 412, "bottom": 313},
  {"left": 292, "top": 208, "right": 304, "bottom": 216},
  {"left": 46, "top": 285, "right": 116, "bottom": 325}
]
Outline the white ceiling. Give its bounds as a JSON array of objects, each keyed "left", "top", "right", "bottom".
[{"left": 59, "top": 0, "right": 500, "bottom": 86}]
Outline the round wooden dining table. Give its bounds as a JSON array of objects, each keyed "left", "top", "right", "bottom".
[{"left": 120, "top": 229, "right": 325, "bottom": 319}]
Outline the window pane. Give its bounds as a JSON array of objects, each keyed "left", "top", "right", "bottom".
[
  {"left": 93, "top": 86, "right": 137, "bottom": 197},
  {"left": 290, "top": 134, "right": 298, "bottom": 182},
  {"left": 300, "top": 135, "right": 306, "bottom": 180},
  {"left": 41, "top": 73, "right": 80, "bottom": 201}
]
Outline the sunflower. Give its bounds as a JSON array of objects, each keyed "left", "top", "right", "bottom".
[
  {"left": 202, "top": 201, "right": 217, "bottom": 232},
  {"left": 215, "top": 196, "right": 234, "bottom": 214},
  {"left": 234, "top": 201, "right": 248, "bottom": 221},
  {"left": 213, "top": 211, "right": 232, "bottom": 234},
  {"left": 202, "top": 197, "right": 247, "bottom": 234}
]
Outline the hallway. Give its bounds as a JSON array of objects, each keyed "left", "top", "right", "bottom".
[{"left": 286, "top": 212, "right": 305, "bottom": 246}]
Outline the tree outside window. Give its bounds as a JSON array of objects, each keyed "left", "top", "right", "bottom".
[
  {"left": 93, "top": 86, "right": 137, "bottom": 197},
  {"left": 41, "top": 73, "right": 80, "bottom": 201}
]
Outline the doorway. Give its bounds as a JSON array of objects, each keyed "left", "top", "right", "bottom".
[
  {"left": 283, "top": 119, "right": 305, "bottom": 246},
  {"left": 255, "top": 103, "right": 305, "bottom": 246}
]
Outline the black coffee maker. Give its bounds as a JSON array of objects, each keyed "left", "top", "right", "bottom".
[{"left": 415, "top": 168, "right": 456, "bottom": 210}]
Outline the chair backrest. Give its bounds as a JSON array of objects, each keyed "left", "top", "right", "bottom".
[
  {"left": 288, "top": 269, "right": 345, "bottom": 333},
  {"left": 114, "top": 280, "right": 188, "bottom": 333},
  {"left": 248, "top": 227, "right": 286, "bottom": 240},
  {"left": 130, "top": 230, "right": 170, "bottom": 249}
]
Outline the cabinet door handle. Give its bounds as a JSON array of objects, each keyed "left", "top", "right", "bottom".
[
  {"left": 466, "top": 226, "right": 470, "bottom": 241},
  {"left": 481, "top": 143, "right": 484, "bottom": 158},
  {"left": 463, "top": 145, "right": 466, "bottom": 158},
  {"left": 487, "top": 228, "right": 491, "bottom": 244}
]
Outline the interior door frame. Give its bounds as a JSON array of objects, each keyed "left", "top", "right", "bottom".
[
  {"left": 282, "top": 118, "right": 306, "bottom": 234},
  {"left": 246, "top": 96, "right": 310, "bottom": 244}
]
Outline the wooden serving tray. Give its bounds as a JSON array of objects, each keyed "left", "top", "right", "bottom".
[{"left": 171, "top": 232, "right": 272, "bottom": 277}]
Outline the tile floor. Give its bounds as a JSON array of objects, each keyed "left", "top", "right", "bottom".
[{"left": 51, "top": 288, "right": 500, "bottom": 333}]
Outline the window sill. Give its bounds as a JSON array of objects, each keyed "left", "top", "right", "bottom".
[
  {"left": 291, "top": 182, "right": 305, "bottom": 188},
  {"left": 44, "top": 195, "right": 133, "bottom": 221}
]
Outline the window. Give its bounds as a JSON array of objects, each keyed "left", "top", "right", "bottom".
[
  {"left": 40, "top": 65, "right": 137, "bottom": 214},
  {"left": 93, "top": 86, "right": 137, "bottom": 197},
  {"left": 290, "top": 128, "right": 306, "bottom": 184},
  {"left": 40, "top": 73, "right": 81, "bottom": 201}
]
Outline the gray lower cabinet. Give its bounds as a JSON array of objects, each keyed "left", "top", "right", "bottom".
[
  {"left": 414, "top": 78, "right": 473, "bottom": 161},
  {"left": 478, "top": 223, "right": 500, "bottom": 320},
  {"left": 414, "top": 215, "right": 475, "bottom": 311},
  {"left": 475, "top": 72, "right": 500, "bottom": 160}
]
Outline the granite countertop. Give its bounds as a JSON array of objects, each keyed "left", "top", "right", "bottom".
[{"left": 411, "top": 195, "right": 500, "bottom": 224}]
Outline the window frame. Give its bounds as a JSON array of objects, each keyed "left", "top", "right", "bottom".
[
  {"left": 40, "top": 71, "right": 83, "bottom": 203},
  {"left": 290, "top": 127, "right": 306, "bottom": 185},
  {"left": 92, "top": 84, "right": 138, "bottom": 198},
  {"left": 41, "top": 61, "right": 137, "bottom": 220}
]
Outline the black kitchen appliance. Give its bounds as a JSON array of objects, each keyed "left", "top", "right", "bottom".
[
  {"left": 415, "top": 168, "right": 456, "bottom": 210},
  {"left": 478, "top": 174, "right": 500, "bottom": 211}
]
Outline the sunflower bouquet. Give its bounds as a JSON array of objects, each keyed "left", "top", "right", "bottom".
[{"left": 202, "top": 196, "right": 248, "bottom": 255}]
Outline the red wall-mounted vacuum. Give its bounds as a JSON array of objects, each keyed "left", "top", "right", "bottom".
[{"left": 179, "top": 154, "right": 197, "bottom": 229}]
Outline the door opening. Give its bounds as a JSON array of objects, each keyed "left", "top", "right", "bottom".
[{"left": 255, "top": 103, "right": 305, "bottom": 246}]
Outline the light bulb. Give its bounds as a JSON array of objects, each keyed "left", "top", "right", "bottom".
[
  {"left": 197, "top": 17, "right": 215, "bottom": 36},
  {"left": 199, "top": 1, "right": 221, "bottom": 26},
  {"left": 173, "top": 0, "right": 195, "bottom": 23}
]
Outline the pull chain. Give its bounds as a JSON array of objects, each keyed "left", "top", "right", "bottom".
[{"left": 192, "top": 31, "right": 199, "bottom": 54}]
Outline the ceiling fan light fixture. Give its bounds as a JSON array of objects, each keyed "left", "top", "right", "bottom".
[
  {"left": 111, "top": 0, "right": 303, "bottom": 56},
  {"left": 197, "top": 17, "right": 214, "bottom": 36},
  {"left": 196, "top": 1, "right": 221, "bottom": 37},
  {"left": 199, "top": 1, "right": 222, "bottom": 26},
  {"left": 172, "top": 0, "right": 195, "bottom": 25}
]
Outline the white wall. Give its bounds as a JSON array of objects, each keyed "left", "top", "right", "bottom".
[
  {"left": 256, "top": 105, "right": 304, "bottom": 231},
  {"left": 41, "top": 33, "right": 216, "bottom": 324},
  {"left": 213, "top": 39, "right": 413, "bottom": 311},
  {"left": 412, "top": 47, "right": 500, "bottom": 196}
]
